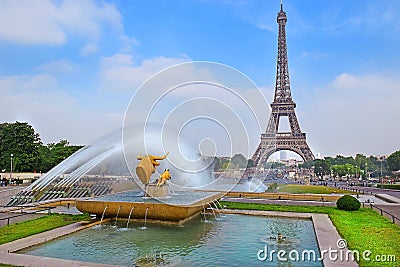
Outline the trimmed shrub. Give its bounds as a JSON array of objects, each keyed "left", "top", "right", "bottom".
[
  {"left": 265, "top": 182, "right": 278, "bottom": 193},
  {"left": 336, "top": 195, "right": 361, "bottom": 211}
]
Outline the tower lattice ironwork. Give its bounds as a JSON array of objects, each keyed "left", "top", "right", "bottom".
[{"left": 245, "top": 3, "right": 314, "bottom": 177}]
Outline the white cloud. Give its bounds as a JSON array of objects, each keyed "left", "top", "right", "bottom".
[
  {"left": 304, "top": 72, "right": 400, "bottom": 157},
  {"left": 0, "top": 0, "right": 122, "bottom": 45},
  {"left": 221, "top": 0, "right": 275, "bottom": 32},
  {"left": 0, "top": 73, "right": 122, "bottom": 145},
  {"left": 37, "top": 60, "right": 77, "bottom": 74},
  {"left": 119, "top": 34, "right": 140, "bottom": 52},
  {"left": 80, "top": 43, "right": 100, "bottom": 56},
  {"left": 301, "top": 51, "right": 330, "bottom": 60},
  {"left": 0, "top": 73, "right": 75, "bottom": 124},
  {"left": 100, "top": 54, "right": 190, "bottom": 92}
]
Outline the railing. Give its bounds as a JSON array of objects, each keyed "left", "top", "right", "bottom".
[
  {"left": 0, "top": 205, "right": 53, "bottom": 226},
  {"left": 337, "top": 186, "right": 376, "bottom": 195},
  {"left": 366, "top": 203, "right": 400, "bottom": 226}
]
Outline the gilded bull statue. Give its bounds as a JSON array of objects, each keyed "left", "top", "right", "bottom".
[{"left": 136, "top": 152, "right": 169, "bottom": 185}]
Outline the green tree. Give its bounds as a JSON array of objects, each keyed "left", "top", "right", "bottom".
[
  {"left": 314, "top": 159, "right": 331, "bottom": 178},
  {"left": 230, "top": 154, "right": 247, "bottom": 169},
  {"left": 300, "top": 160, "right": 314, "bottom": 169},
  {"left": 344, "top": 163, "right": 354, "bottom": 177},
  {"left": 246, "top": 159, "right": 254, "bottom": 168},
  {"left": 0, "top": 122, "right": 42, "bottom": 172},
  {"left": 221, "top": 162, "right": 237, "bottom": 170},
  {"left": 332, "top": 164, "right": 346, "bottom": 177},
  {"left": 264, "top": 161, "right": 285, "bottom": 169},
  {"left": 213, "top": 157, "right": 222, "bottom": 171},
  {"left": 39, "top": 140, "right": 83, "bottom": 172},
  {"left": 387, "top": 150, "right": 400, "bottom": 171}
]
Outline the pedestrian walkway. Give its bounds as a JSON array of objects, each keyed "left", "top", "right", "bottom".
[
  {"left": 370, "top": 204, "right": 400, "bottom": 226},
  {"left": 0, "top": 186, "right": 25, "bottom": 206}
]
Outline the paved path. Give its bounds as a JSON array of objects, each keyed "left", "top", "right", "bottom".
[
  {"left": 371, "top": 204, "right": 400, "bottom": 225},
  {"left": 338, "top": 186, "right": 400, "bottom": 199},
  {"left": 0, "top": 186, "right": 25, "bottom": 206}
]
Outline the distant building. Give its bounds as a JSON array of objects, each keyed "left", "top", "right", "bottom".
[{"left": 280, "top": 151, "right": 288, "bottom": 161}]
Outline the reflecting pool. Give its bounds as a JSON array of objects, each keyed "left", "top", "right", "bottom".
[{"left": 19, "top": 214, "right": 322, "bottom": 266}]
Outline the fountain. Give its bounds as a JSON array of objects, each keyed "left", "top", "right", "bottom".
[
  {"left": 126, "top": 207, "right": 134, "bottom": 228},
  {"left": 8, "top": 126, "right": 224, "bottom": 223},
  {"left": 115, "top": 205, "right": 121, "bottom": 223},
  {"left": 4, "top": 62, "right": 328, "bottom": 266},
  {"left": 141, "top": 207, "right": 149, "bottom": 229},
  {"left": 18, "top": 214, "right": 322, "bottom": 266},
  {"left": 99, "top": 205, "right": 108, "bottom": 224},
  {"left": 76, "top": 152, "right": 224, "bottom": 223}
]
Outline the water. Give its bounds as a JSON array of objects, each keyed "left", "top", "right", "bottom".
[
  {"left": 19, "top": 215, "right": 322, "bottom": 267},
  {"left": 23, "top": 129, "right": 128, "bottom": 194},
  {"left": 115, "top": 206, "right": 121, "bottom": 224},
  {"left": 94, "top": 190, "right": 218, "bottom": 206},
  {"left": 126, "top": 207, "right": 134, "bottom": 229},
  {"left": 100, "top": 206, "right": 108, "bottom": 224},
  {"left": 141, "top": 207, "right": 149, "bottom": 229},
  {"left": 208, "top": 202, "right": 217, "bottom": 218},
  {"left": 202, "top": 205, "right": 208, "bottom": 222}
]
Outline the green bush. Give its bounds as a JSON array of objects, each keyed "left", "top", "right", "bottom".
[
  {"left": 378, "top": 184, "right": 400, "bottom": 190},
  {"left": 265, "top": 182, "right": 278, "bottom": 193},
  {"left": 336, "top": 195, "right": 361, "bottom": 211}
]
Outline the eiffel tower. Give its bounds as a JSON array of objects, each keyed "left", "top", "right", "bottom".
[{"left": 245, "top": 2, "right": 314, "bottom": 177}]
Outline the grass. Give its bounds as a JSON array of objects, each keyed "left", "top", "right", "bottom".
[
  {"left": 278, "top": 184, "right": 351, "bottom": 194},
  {"left": 0, "top": 213, "right": 90, "bottom": 245},
  {"left": 221, "top": 201, "right": 400, "bottom": 266}
]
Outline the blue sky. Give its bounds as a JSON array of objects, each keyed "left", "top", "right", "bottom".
[{"left": 0, "top": 0, "right": 399, "bottom": 158}]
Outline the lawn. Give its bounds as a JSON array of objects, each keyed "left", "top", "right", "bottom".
[
  {"left": 221, "top": 201, "right": 400, "bottom": 267},
  {"left": 0, "top": 213, "right": 90, "bottom": 245},
  {"left": 278, "top": 184, "right": 351, "bottom": 194}
]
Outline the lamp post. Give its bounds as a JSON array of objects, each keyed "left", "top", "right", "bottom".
[{"left": 10, "top": 154, "right": 13, "bottom": 181}]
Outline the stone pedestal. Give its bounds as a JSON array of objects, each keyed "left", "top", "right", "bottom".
[{"left": 145, "top": 184, "right": 169, "bottom": 197}]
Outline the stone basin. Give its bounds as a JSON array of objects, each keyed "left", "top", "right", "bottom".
[{"left": 76, "top": 190, "right": 224, "bottom": 224}]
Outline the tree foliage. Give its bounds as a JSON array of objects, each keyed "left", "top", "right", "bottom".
[
  {"left": 0, "top": 122, "right": 83, "bottom": 173},
  {"left": 230, "top": 154, "right": 247, "bottom": 169},
  {"left": 387, "top": 150, "right": 400, "bottom": 171},
  {"left": 39, "top": 140, "right": 83, "bottom": 172},
  {"left": 0, "top": 122, "right": 42, "bottom": 172},
  {"left": 313, "top": 159, "right": 331, "bottom": 178},
  {"left": 308, "top": 153, "right": 394, "bottom": 179},
  {"left": 221, "top": 162, "right": 237, "bottom": 170}
]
